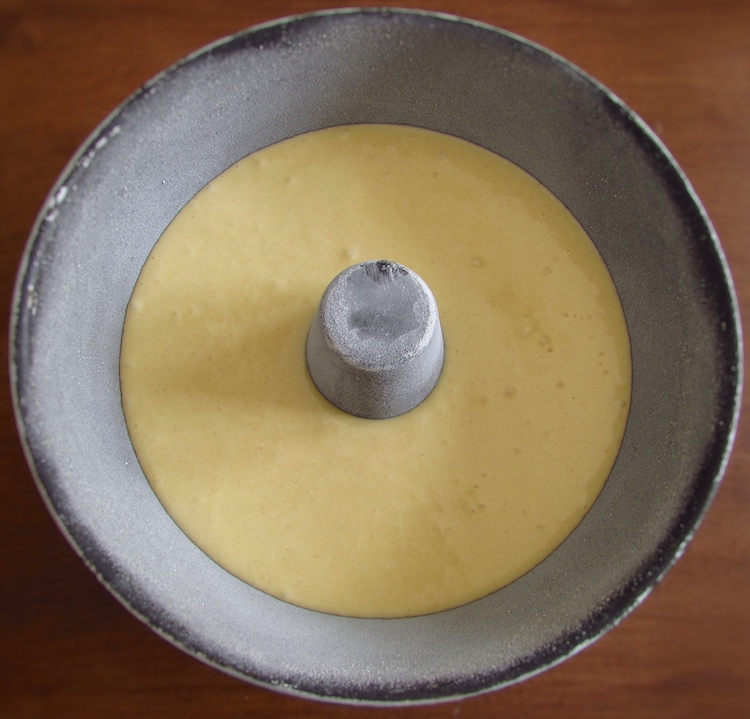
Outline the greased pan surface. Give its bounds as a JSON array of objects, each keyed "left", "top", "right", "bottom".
[{"left": 10, "top": 8, "right": 742, "bottom": 704}]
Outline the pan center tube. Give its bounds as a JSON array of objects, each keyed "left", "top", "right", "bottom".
[{"left": 306, "top": 260, "right": 445, "bottom": 419}]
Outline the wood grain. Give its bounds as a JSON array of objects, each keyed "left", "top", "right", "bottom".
[{"left": 1, "top": 1, "right": 748, "bottom": 717}]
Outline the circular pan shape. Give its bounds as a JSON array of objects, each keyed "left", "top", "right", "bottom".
[{"left": 10, "top": 8, "right": 742, "bottom": 705}]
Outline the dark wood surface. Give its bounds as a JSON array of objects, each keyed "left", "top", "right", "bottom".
[{"left": 1, "top": 1, "right": 748, "bottom": 717}]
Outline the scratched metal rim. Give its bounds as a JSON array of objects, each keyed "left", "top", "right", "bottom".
[{"left": 10, "top": 8, "right": 742, "bottom": 705}]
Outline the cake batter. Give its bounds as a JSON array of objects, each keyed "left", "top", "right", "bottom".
[{"left": 120, "top": 124, "right": 631, "bottom": 617}]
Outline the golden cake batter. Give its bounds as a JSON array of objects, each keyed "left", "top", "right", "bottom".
[{"left": 120, "top": 124, "right": 631, "bottom": 618}]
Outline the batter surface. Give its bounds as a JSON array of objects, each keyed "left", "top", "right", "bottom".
[{"left": 120, "top": 124, "right": 631, "bottom": 618}]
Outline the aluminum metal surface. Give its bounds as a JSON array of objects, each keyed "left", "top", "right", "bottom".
[{"left": 10, "top": 8, "right": 742, "bottom": 705}]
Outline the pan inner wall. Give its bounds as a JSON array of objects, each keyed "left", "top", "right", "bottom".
[{"left": 13, "top": 11, "right": 734, "bottom": 700}]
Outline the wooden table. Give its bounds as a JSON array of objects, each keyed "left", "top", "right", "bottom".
[{"left": 1, "top": 1, "right": 748, "bottom": 717}]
